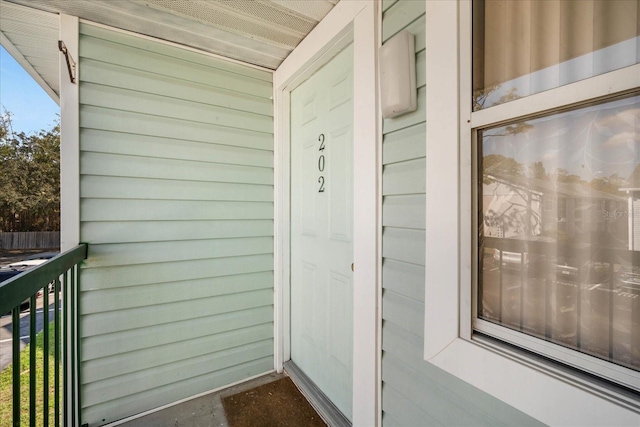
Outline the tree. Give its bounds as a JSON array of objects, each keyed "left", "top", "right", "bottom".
[
  {"left": 590, "top": 173, "right": 627, "bottom": 195},
  {"left": 482, "top": 154, "right": 524, "bottom": 184},
  {"left": 0, "top": 109, "right": 60, "bottom": 232},
  {"left": 529, "top": 161, "right": 547, "bottom": 180},
  {"left": 554, "top": 168, "right": 582, "bottom": 184},
  {"left": 473, "top": 84, "right": 520, "bottom": 111}
]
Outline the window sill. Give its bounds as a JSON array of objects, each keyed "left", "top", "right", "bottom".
[{"left": 426, "top": 335, "right": 640, "bottom": 426}]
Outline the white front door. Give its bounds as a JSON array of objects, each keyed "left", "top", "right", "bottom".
[{"left": 290, "top": 43, "right": 354, "bottom": 420}]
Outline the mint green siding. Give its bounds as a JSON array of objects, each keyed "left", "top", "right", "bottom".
[
  {"left": 381, "top": 2, "right": 542, "bottom": 426},
  {"left": 78, "top": 23, "right": 274, "bottom": 426}
]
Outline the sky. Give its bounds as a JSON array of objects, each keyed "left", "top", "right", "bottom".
[
  {"left": 482, "top": 94, "right": 640, "bottom": 182},
  {"left": 0, "top": 46, "right": 60, "bottom": 135}
]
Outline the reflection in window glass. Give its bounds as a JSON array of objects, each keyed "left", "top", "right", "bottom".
[
  {"left": 473, "top": 0, "right": 640, "bottom": 110},
  {"left": 478, "top": 94, "right": 640, "bottom": 372}
]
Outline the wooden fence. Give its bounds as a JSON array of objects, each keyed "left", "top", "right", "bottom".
[{"left": 0, "top": 232, "right": 60, "bottom": 250}]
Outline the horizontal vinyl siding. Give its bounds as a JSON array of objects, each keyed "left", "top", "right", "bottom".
[
  {"left": 380, "top": 3, "right": 541, "bottom": 426},
  {"left": 78, "top": 23, "right": 274, "bottom": 426}
]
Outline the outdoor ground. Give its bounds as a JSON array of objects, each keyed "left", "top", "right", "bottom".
[{"left": 120, "top": 372, "right": 326, "bottom": 427}]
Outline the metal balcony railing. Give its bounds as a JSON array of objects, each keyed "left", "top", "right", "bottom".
[{"left": 0, "top": 244, "right": 87, "bottom": 427}]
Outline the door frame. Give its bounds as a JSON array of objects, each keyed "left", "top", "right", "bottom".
[{"left": 273, "top": 1, "right": 379, "bottom": 425}]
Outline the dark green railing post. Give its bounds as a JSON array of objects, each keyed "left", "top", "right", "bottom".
[
  {"left": 62, "top": 272, "right": 68, "bottom": 427},
  {"left": 54, "top": 278, "right": 60, "bottom": 427},
  {"left": 76, "top": 265, "right": 83, "bottom": 427},
  {"left": 29, "top": 294, "right": 36, "bottom": 427},
  {"left": 43, "top": 286, "right": 50, "bottom": 427},
  {"left": 12, "top": 307, "right": 20, "bottom": 427},
  {"left": 70, "top": 266, "right": 76, "bottom": 427}
]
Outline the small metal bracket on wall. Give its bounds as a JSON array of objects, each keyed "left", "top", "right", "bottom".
[{"left": 58, "top": 40, "right": 76, "bottom": 83}]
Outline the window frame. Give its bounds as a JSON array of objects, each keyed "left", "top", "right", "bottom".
[
  {"left": 474, "top": 94, "right": 640, "bottom": 391},
  {"left": 424, "top": 1, "right": 640, "bottom": 424}
]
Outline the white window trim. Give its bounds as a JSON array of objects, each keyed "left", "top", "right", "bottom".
[
  {"left": 273, "top": 1, "right": 379, "bottom": 425},
  {"left": 424, "top": 1, "right": 640, "bottom": 425}
]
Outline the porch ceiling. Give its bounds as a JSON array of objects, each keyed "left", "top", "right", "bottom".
[
  {"left": 3, "top": 0, "right": 338, "bottom": 74},
  {"left": 0, "top": 0, "right": 60, "bottom": 103}
]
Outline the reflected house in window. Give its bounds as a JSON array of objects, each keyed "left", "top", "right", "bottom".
[
  {"left": 483, "top": 172, "right": 627, "bottom": 244},
  {"left": 619, "top": 165, "right": 640, "bottom": 251},
  {"left": 483, "top": 173, "right": 542, "bottom": 239}
]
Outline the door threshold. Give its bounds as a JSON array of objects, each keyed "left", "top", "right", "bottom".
[{"left": 284, "top": 361, "right": 351, "bottom": 427}]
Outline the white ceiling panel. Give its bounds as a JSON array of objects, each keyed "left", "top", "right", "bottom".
[
  {"left": 0, "top": 1, "right": 59, "bottom": 102},
  {"left": 3, "top": 0, "right": 338, "bottom": 70},
  {"left": 1, "top": 0, "right": 339, "bottom": 104}
]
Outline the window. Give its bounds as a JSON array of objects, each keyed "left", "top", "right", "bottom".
[
  {"left": 474, "top": 0, "right": 639, "bottom": 392},
  {"left": 425, "top": 1, "right": 640, "bottom": 423}
]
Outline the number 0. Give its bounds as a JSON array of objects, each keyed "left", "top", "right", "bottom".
[{"left": 318, "top": 155, "right": 325, "bottom": 172}]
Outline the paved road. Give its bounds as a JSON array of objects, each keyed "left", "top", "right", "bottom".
[
  {"left": 0, "top": 249, "right": 46, "bottom": 266},
  {"left": 0, "top": 294, "right": 60, "bottom": 371}
]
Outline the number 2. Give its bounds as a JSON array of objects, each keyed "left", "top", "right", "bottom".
[{"left": 318, "top": 134, "right": 326, "bottom": 192}]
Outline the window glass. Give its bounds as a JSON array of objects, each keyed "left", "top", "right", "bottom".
[
  {"left": 478, "top": 94, "right": 640, "bottom": 372},
  {"left": 473, "top": 0, "right": 640, "bottom": 111}
]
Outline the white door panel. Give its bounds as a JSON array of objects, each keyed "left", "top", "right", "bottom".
[
  {"left": 290, "top": 43, "right": 354, "bottom": 420},
  {"left": 328, "top": 127, "right": 352, "bottom": 241}
]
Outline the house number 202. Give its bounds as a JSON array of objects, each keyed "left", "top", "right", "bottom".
[{"left": 318, "top": 134, "right": 326, "bottom": 193}]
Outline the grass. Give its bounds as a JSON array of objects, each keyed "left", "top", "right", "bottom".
[{"left": 0, "top": 321, "right": 61, "bottom": 427}]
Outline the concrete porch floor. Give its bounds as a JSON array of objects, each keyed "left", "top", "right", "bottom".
[{"left": 116, "top": 372, "right": 286, "bottom": 427}]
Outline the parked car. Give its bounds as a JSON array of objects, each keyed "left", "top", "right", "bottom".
[
  {"left": 4, "top": 251, "right": 59, "bottom": 293},
  {"left": 616, "top": 265, "right": 640, "bottom": 295},
  {"left": 0, "top": 251, "right": 60, "bottom": 309},
  {"left": 493, "top": 248, "right": 528, "bottom": 270},
  {"left": 0, "top": 267, "right": 23, "bottom": 283},
  {"left": 0, "top": 264, "right": 41, "bottom": 310},
  {"left": 23, "top": 251, "right": 59, "bottom": 261},
  {"left": 492, "top": 248, "right": 548, "bottom": 276},
  {"left": 554, "top": 260, "right": 611, "bottom": 288},
  {"left": 5, "top": 259, "right": 49, "bottom": 269}
]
